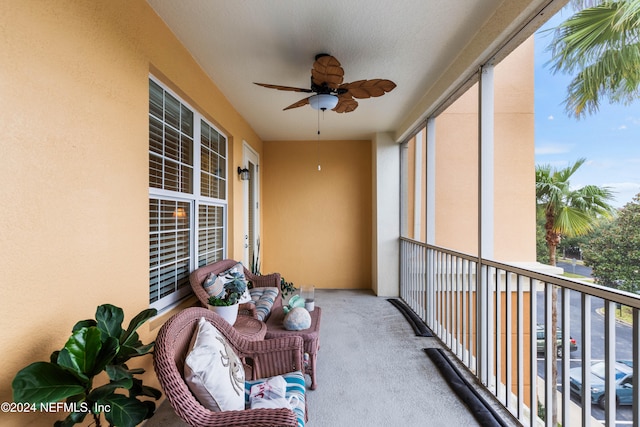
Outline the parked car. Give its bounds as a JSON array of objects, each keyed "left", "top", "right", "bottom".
[
  {"left": 536, "top": 324, "right": 578, "bottom": 357},
  {"left": 569, "top": 361, "right": 633, "bottom": 409}
]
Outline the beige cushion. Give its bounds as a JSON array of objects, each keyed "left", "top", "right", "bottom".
[{"left": 184, "top": 317, "right": 245, "bottom": 411}]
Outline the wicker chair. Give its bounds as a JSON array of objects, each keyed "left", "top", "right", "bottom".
[
  {"left": 189, "top": 259, "right": 282, "bottom": 319},
  {"left": 154, "top": 307, "right": 306, "bottom": 427}
]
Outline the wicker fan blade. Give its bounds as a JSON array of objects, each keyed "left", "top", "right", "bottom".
[
  {"left": 339, "top": 79, "right": 396, "bottom": 99},
  {"left": 254, "top": 82, "right": 313, "bottom": 93},
  {"left": 283, "top": 97, "right": 311, "bottom": 111},
  {"left": 333, "top": 96, "right": 358, "bottom": 113},
  {"left": 311, "top": 55, "right": 344, "bottom": 89}
]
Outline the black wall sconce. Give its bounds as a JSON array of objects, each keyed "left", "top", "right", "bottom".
[{"left": 237, "top": 166, "right": 250, "bottom": 181}]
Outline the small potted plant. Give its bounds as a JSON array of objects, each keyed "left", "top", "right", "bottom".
[{"left": 206, "top": 271, "right": 248, "bottom": 324}]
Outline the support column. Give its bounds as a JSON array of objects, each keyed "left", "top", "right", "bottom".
[
  {"left": 413, "top": 129, "right": 423, "bottom": 240},
  {"left": 426, "top": 118, "right": 436, "bottom": 245},
  {"left": 372, "top": 132, "right": 400, "bottom": 297},
  {"left": 478, "top": 62, "right": 495, "bottom": 385}
]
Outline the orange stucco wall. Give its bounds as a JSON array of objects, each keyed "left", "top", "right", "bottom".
[
  {"left": 0, "top": 1, "right": 262, "bottom": 425},
  {"left": 434, "top": 83, "right": 480, "bottom": 254},
  {"left": 434, "top": 37, "right": 536, "bottom": 261},
  {"left": 262, "top": 140, "right": 373, "bottom": 289},
  {"left": 493, "top": 37, "right": 536, "bottom": 261},
  {"left": 404, "top": 131, "right": 427, "bottom": 242}
]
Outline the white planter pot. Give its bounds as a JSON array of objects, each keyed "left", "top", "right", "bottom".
[{"left": 207, "top": 303, "right": 239, "bottom": 325}]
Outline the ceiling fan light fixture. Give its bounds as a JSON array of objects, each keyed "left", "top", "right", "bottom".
[{"left": 309, "top": 94, "right": 338, "bottom": 111}]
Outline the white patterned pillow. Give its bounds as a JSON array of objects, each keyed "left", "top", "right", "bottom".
[{"left": 184, "top": 317, "right": 245, "bottom": 411}]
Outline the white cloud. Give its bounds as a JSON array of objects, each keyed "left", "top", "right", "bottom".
[
  {"left": 607, "top": 182, "right": 640, "bottom": 191},
  {"left": 602, "top": 182, "right": 640, "bottom": 207},
  {"left": 535, "top": 143, "right": 572, "bottom": 155},
  {"left": 547, "top": 115, "right": 554, "bottom": 120}
]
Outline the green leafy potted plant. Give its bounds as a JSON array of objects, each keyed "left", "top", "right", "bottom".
[
  {"left": 280, "top": 277, "right": 297, "bottom": 298},
  {"left": 12, "top": 304, "right": 161, "bottom": 427},
  {"left": 250, "top": 237, "right": 261, "bottom": 276},
  {"left": 207, "top": 271, "right": 247, "bottom": 324}
]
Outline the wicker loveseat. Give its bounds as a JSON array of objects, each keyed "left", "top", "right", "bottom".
[
  {"left": 189, "top": 259, "right": 283, "bottom": 321},
  {"left": 154, "top": 307, "right": 307, "bottom": 427}
]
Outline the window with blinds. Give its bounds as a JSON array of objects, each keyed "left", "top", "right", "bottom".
[
  {"left": 149, "top": 200, "right": 191, "bottom": 304},
  {"left": 198, "top": 204, "right": 224, "bottom": 267},
  {"left": 149, "top": 77, "right": 227, "bottom": 310},
  {"left": 200, "top": 120, "right": 226, "bottom": 200}
]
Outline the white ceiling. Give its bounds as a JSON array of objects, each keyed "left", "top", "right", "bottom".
[{"left": 146, "top": 0, "right": 509, "bottom": 141}]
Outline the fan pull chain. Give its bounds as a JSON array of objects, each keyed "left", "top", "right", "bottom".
[{"left": 316, "top": 107, "right": 322, "bottom": 171}]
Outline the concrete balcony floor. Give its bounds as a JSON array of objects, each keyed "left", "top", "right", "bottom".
[{"left": 146, "top": 289, "right": 518, "bottom": 427}]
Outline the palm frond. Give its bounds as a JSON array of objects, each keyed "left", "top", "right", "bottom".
[
  {"left": 547, "top": 0, "right": 640, "bottom": 117},
  {"left": 549, "top": 3, "right": 623, "bottom": 73},
  {"left": 536, "top": 158, "right": 615, "bottom": 236},
  {"left": 558, "top": 157, "right": 587, "bottom": 181},
  {"left": 570, "top": 1, "right": 614, "bottom": 10},
  {"left": 616, "top": 0, "right": 640, "bottom": 25},
  {"left": 564, "top": 41, "right": 640, "bottom": 116},
  {"left": 555, "top": 206, "right": 595, "bottom": 236},
  {"left": 568, "top": 184, "right": 617, "bottom": 215}
]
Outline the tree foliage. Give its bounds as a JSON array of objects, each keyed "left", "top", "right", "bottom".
[
  {"left": 583, "top": 193, "right": 640, "bottom": 291},
  {"left": 548, "top": 0, "right": 640, "bottom": 117},
  {"left": 536, "top": 158, "right": 615, "bottom": 265},
  {"left": 536, "top": 214, "right": 551, "bottom": 264}
]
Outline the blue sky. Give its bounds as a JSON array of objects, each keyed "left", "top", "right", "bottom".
[{"left": 534, "top": 8, "right": 640, "bottom": 208}]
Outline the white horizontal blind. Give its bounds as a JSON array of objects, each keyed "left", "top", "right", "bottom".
[
  {"left": 149, "top": 80, "right": 193, "bottom": 193},
  {"left": 198, "top": 204, "right": 225, "bottom": 267},
  {"left": 200, "top": 120, "right": 226, "bottom": 200},
  {"left": 149, "top": 77, "right": 227, "bottom": 310},
  {"left": 149, "top": 199, "right": 191, "bottom": 304}
]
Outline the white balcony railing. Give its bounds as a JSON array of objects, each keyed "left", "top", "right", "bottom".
[{"left": 400, "top": 237, "right": 640, "bottom": 427}]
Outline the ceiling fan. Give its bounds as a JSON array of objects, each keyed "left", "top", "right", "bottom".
[{"left": 254, "top": 53, "right": 396, "bottom": 113}]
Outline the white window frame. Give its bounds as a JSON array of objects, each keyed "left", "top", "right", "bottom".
[{"left": 149, "top": 75, "right": 228, "bottom": 311}]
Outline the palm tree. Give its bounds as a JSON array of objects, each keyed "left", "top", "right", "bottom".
[
  {"left": 535, "top": 157, "right": 614, "bottom": 425},
  {"left": 548, "top": 0, "right": 640, "bottom": 117},
  {"left": 536, "top": 157, "right": 615, "bottom": 265}
]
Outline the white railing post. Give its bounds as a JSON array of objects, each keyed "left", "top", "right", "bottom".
[
  {"left": 634, "top": 308, "right": 640, "bottom": 426},
  {"left": 517, "top": 274, "right": 524, "bottom": 420},
  {"left": 604, "top": 300, "right": 616, "bottom": 426},
  {"left": 427, "top": 247, "right": 434, "bottom": 328},
  {"left": 478, "top": 263, "right": 489, "bottom": 385},
  {"left": 505, "top": 270, "right": 513, "bottom": 409},
  {"left": 544, "top": 282, "right": 553, "bottom": 427},
  {"left": 561, "top": 287, "right": 570, "bottom": 427},
  {"left": 530, "top": 279, "right": 538, "bottom": 427},
  {"left": 398, "top": 241, "right": 640, "bottom": 427}
]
